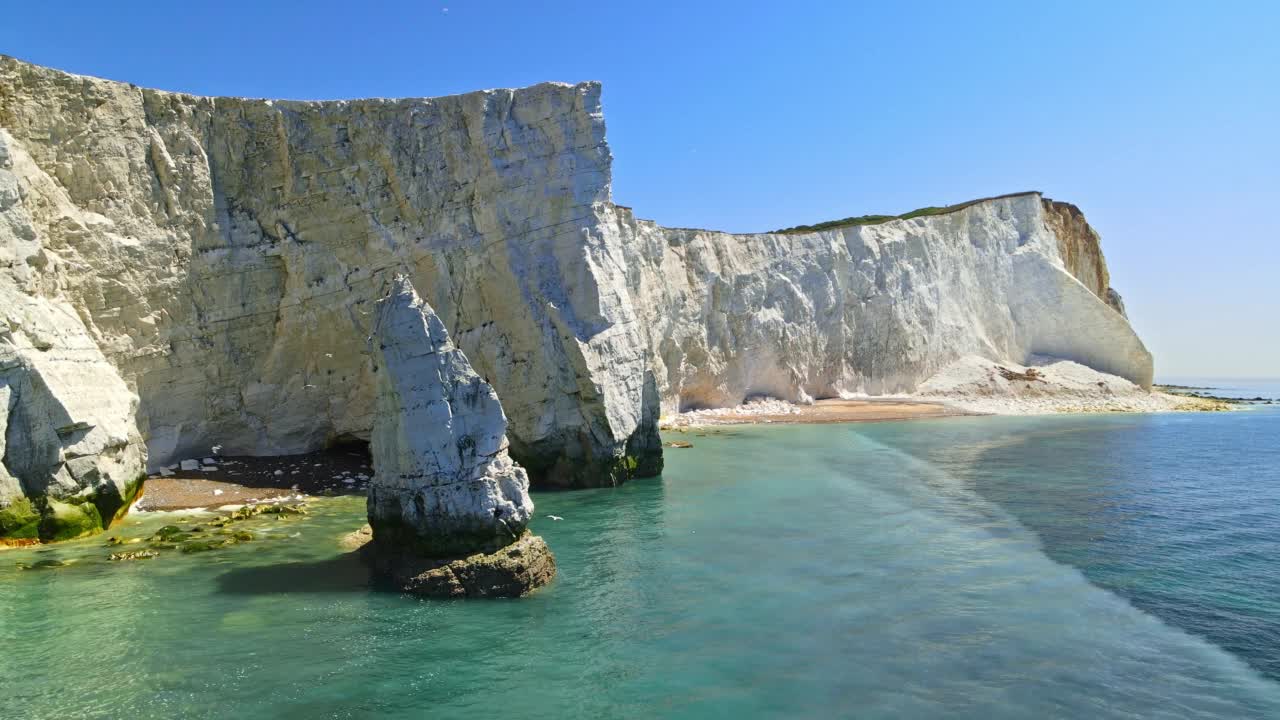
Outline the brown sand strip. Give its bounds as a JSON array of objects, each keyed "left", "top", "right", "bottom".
[
  {"left": 137, "top": 447, "right": 372, "bottom": 511},
  {"left": 672, "top": 398, "right": 969, "bottom": 426},
  {"left": 140, "top": 401, "right": 962, "bottom": 510}
]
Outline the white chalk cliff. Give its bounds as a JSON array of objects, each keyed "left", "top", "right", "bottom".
[
  {"left": 617, "top": 193, "right": 1150, "bottom": 409},
  {"left": 0, "top": 56, "right": 1153, "bottom": 541}
]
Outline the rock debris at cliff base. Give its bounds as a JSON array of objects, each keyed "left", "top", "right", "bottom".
[
  {"left": 134, "top": 448, "right": 372, "bottom": 511},
  {"left": 914, "top": 355, "right": 1228, "bottom": 415}
]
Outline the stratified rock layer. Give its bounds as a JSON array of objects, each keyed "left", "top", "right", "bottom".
[{"left": 367, "top": 275, "right": 535, "bottom": 557}]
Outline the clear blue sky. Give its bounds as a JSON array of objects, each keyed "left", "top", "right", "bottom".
[{"left": 3, "top": 1, "right": 1276, "bottom": 378}]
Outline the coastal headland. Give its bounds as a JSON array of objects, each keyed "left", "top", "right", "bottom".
[{"left": 0, "top": 55, "right": 1194, "bottom": 565}]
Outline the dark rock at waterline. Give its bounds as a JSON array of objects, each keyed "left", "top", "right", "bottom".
[{"left": 350, "top": 527, "right": 556, "bottom": 599}]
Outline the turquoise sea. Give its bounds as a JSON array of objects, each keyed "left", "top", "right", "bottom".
[{"left": 3, "top": 392, "right": 1280, "bottom": 718}]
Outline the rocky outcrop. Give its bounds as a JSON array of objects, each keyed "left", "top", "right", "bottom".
[
  {"left": 0, "top": 132, "right": 146, "bottom": 544},
  {"left": 366, "top": 530, "right": 557, "bottom": 599},
  {"left": 367, "top": 275, "right": 535, "bottom": 557},
  {"left": 364, "top": 276, "right": 553, "bottom": 596},
  {"left": 0, "top": 55, "right": 1156, "bottom": 544}
]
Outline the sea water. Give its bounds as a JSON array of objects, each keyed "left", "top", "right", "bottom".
[{"left": 3, "top": 405, "right": 1280, "bottom": 718}]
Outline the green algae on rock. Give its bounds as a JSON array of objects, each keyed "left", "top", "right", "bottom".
[
  {"left": 39, "top": 499, "right": 104, "bottom": 542},
  {"left": 179, "top": 538, "right": 238, "bottom": 554},
  {"left": 0, "top": 497, "right": 40, "bottom": 542},
  {"left": 2, "top": 475, "right": 144, "bottom": 546},
  {"left": 359, "top": 529, "right": 556, "bottom": 599},
  {"left": 146, "top": 504, "right": 303, "bottom": 551}
]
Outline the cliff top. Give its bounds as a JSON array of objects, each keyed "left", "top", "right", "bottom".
[
  {"left": 768, "top": 191, "right": 1044, "bottom": 234},
  {"left": 0, "top": 53, "right": 596, "bottom": 106}
]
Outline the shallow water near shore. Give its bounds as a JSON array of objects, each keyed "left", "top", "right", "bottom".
[{"left": 4, "top": 408, "right": 1280, "bottom": 718}]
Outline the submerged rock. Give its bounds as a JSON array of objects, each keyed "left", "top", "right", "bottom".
[
  {"left": 135, "top": 503, "right": 298, "bottom": 554},
  {"left": 179, "top": 538, "right": 236, "bottom": 553},
  {"left": 15, "top": 558, "right": 73, "bottom": 570},
  {"left": 109, "top": 549, "right": 158, "bottom": 561},
  {"left": 339, "top": 524, "right": 374, "bottom": 552},
  {"left": 363, "top": 277, "right": 553, "bottom": 596}
]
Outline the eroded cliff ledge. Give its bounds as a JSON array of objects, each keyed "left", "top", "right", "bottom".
[{"left": 0, "top": 56, "right": 1153, "bottom": 542}]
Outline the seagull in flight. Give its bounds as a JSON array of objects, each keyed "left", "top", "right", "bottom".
[{"left": 547, "top": 515, "right": 563, "bottom": 521}]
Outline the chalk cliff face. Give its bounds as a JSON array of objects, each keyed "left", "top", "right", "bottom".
[
  {"left": 0, "top": 56, "right": 1154, "bottom": 542},
  {"left": 0, "top": 55, "right": 659, "bottom": 494},
  {"left": 1, "top": 132, "right": 145, "bottom": 543},
  {"left": 615, "top": 193, "right": 1152, "bottom": 410}
]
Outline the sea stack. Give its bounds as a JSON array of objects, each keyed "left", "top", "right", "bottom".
[{"left": 363, "top": 275, "right": 554, "bottom": 597}]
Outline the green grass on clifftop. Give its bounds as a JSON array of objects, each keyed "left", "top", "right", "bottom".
[{"left": 770, "top": 191, "right": 1041, "bottom": 234}]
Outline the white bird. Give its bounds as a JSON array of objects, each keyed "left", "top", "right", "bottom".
[
  {"left": 211, "top": 444, "right": 223, "bottom": 454},
  {"left": 547, "top": 515, "right": 563, "bottom": 521},
  {"left": 324, "top": 353, "right": 333, "bottom": 358}
]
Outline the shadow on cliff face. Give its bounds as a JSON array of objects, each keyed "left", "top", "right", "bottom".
[{"left": 213, "top": 550, "right": 386, "bottom": 595}]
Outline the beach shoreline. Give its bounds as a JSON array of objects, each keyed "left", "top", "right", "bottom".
[
  {"left": 131, "top": 390, "right": 1244, "bottom": 514},
  {"left": 659, "top": 391, "right": 1240, "bottom": 431},
  {"left": 135, "top": 447, "right": 372, "bottom": 512},
  {"left": 661, "top": 398, "right": 970, "bottom": 428}
]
